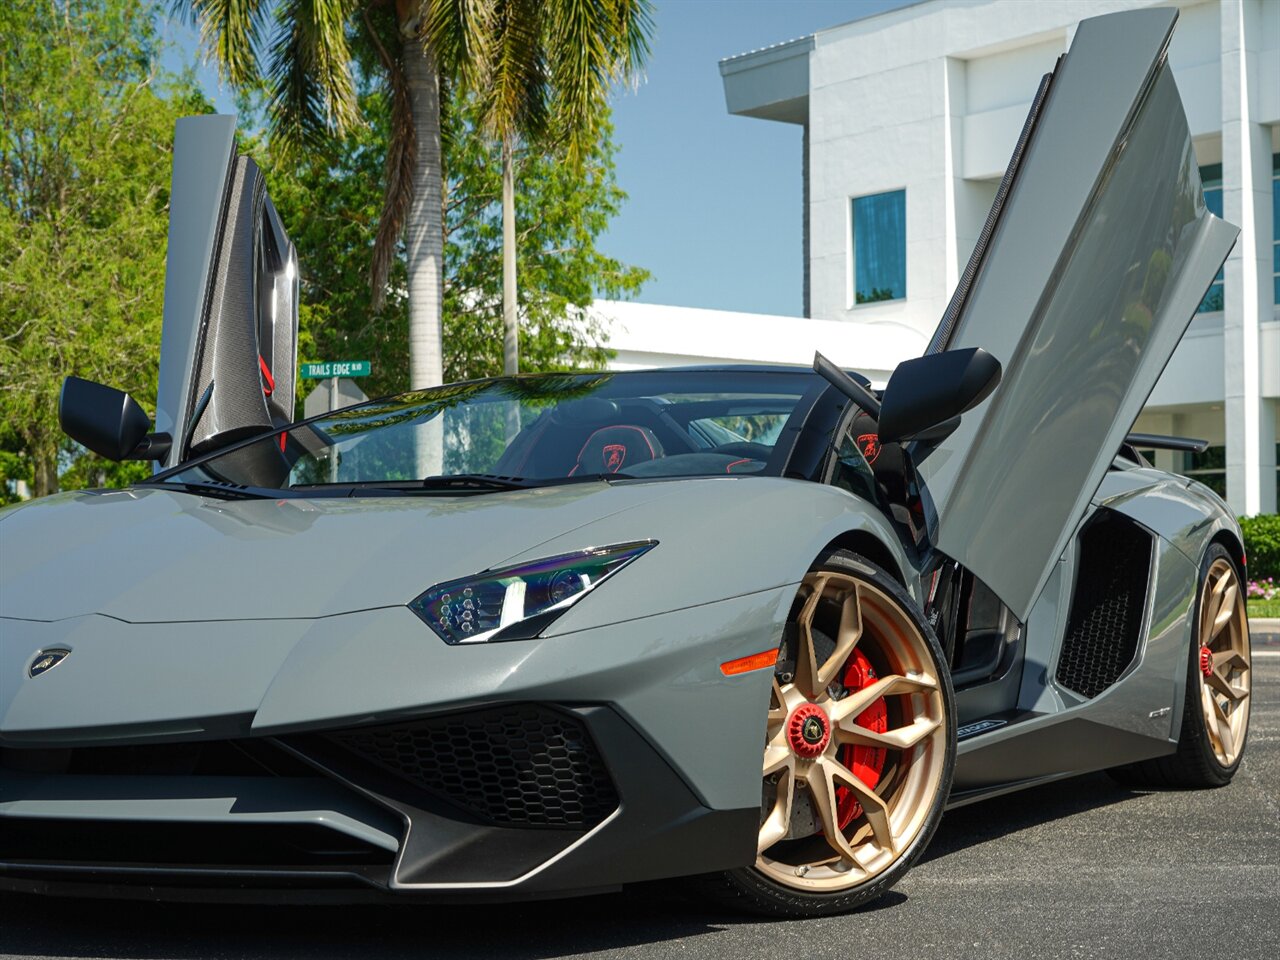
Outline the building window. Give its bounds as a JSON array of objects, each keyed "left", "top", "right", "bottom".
[
  {"left": 1177, "top": 444, "right": 1226, "bottom": 497},
  {"left": 1272, "top": 153, "right": 1279, "bottom": 305},
  {"left": 1198, "top": 164, "right": 1224, "bottom": 313},
  {"left": 851, "top": 190, "right": 906, "bottom": 304}
]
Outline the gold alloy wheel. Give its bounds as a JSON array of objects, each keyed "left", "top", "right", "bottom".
[
  {"left": 756, "top": 571, "right": 948, "bottom": 891},
  {"left": 1197, "top": 558, "right": 1251, "bottom": 767}
]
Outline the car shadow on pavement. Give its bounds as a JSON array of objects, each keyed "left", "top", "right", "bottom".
[
  {"left": 0, "top": 774, "right": 1142, "bottom": 960},
  {"left": 922, "top": 770, "right": 1143, "bottom": 863}
]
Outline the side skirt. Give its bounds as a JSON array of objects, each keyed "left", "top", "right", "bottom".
[{"left": 949, "top": 715, "right": 1175, "bottom": 801}]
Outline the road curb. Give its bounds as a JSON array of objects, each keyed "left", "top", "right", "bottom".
[{"left": 1249, "top": 617, "right": 1279, "bottom": 646}]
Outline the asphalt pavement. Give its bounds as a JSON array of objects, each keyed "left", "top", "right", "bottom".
[{"left": 2, "top": 659, "right": 1277, "bottom": 960}]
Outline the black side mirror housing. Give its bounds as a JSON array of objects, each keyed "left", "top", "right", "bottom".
[
  {"left": 59, "top": 376, "right": 170, "bottom": 462},
  {"left": 878, "top": 348, "right": 1002, "bottom": 444}
]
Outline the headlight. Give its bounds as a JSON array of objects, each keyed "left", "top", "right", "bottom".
[{"left": 409, "top": 541, "right": 656, "bottom": 644}]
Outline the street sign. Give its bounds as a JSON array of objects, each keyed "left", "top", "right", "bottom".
[{"left": 300, "top": 360, "right": 371, "bottom": 379}]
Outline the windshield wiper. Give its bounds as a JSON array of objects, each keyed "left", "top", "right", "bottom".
[
  {"left": 287, "top": 474, "right": 532, "bottom": 495},
  {"left": 291, "top": 473, "right": 634, "bottom": 496},
  {"left": 417, "top": 474, "right": 529, "bottom": 491}
]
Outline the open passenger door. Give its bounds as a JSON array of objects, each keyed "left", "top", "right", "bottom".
[
  {"left": 917, "top": 8, "right": 1238, "bottom": 621},
  {"left": 154, "top": 115, "right": 299, "bottom": 468}
]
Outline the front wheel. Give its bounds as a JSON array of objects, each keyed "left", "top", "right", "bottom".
[{"left": 706, "top": 551, "right": 955, "bottom": 918}]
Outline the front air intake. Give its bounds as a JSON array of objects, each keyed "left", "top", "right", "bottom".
[
  {"left": 1055, "top": 510, "right": 1154, "bottom": 698},
  {"left": 326, "top": 705, "right": 618, "bottom": 829}
]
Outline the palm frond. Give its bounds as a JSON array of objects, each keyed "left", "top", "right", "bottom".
[
  {"left": 610, "top": 0, "right": 653, "bottom": 85},
  {"left": 545, "top": 0, "right": 652, "bottom": 163},
  {"left": 178, "top": 0, "right": 272, "bottom": 87},
  {"left": 480, "top": 0, "right": 548, "bottom": 143},
  {"left": 424, "top": 0, "right": 497, "bottom": 88},
  {"left": 546, "top": 0, "right": 608, "bottom": 144},
  {"left": 266, "top": 0, "right": 360, "bottom": 151}
]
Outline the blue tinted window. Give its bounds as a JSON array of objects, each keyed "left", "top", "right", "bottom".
[
  {"left": 852, "top": 190, "right": 906, "bottom": 303},
  {"left": 1272, "top": 153, "right": 1279, "bottom": 304},
  {"left": 1198, "top": 164, "right": 1223, "bottom": 313}
]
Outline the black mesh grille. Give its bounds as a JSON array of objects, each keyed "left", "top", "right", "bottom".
[
  {"left": 327, "top": 706, "right": 618, "bottom": 829},
  {"left": 1055, "top": 511, "right": 1153, "bottom": 698}
]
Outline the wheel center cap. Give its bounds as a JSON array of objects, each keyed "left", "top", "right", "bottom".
[
  {"left": 787, "top": 703, "right": 831, "bottom": 758},
  {"left": 1199, "top": 646, "right": 1214, "bottom": 679}
]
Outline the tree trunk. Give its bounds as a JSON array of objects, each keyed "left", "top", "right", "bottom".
[
  {"left": 402, "top": 34, "right": 444, "bottom": 392},
  {"left": 401, "top": 31, "right": 445, "bottom": 476},
  {"left": 33, "top": 443, "right": 57, "bottom": 498},
  {"left": 502, "top": 138, "right": 519, "bottom": 377}
]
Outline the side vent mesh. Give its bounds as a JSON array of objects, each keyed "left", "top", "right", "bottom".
[
  {"left": 327, "top": 706, "right": 617, "bottom": 829},
  {"left": 1055, "top": 511, "right": 1153, "bottom": 698}
]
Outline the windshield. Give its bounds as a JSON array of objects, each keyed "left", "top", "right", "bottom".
[{"left": 158, "top": 370, "right": 819, "bottom": 493}]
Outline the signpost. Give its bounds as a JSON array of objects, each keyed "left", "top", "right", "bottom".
[
  {"left": 300, "top": 360, "right": 371, "bottom": 421},
  {"left": 300, "top": 362, "right": 372, "bottom": 483}
]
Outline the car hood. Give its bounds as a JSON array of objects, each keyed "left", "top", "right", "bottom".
[{"left": 0, "top": 482, "right": 675, "bottom": 622}]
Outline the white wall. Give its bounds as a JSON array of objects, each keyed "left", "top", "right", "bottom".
[
  {"left": 803, "top": 0, "right": 1190, "bottom": 338},
  {"left": 592, "top": 300, "right": 925, "bottom": 387}
]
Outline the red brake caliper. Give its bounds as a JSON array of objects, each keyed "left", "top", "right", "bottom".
[{"left": 835, "top": 648, "right": 888, "bottom": 828}]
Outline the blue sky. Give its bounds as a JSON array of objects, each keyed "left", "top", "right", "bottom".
[
  {"left": 599, "top": 0, "right": 913, "bottom": 316},
  {"left": 163, "top": 0, "right": 914, "bottom": 318}
]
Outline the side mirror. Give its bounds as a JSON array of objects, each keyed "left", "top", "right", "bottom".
[
  {"left": 59, "top": 377, "right": 170, "bottom": 462},
  {"left": 878, "top": 348, "right": 1002, "bottom": 444}
]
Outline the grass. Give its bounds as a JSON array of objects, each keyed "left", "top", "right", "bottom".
[{"left": 1247, "top": 599, "right": 1280, "bottom": 619}]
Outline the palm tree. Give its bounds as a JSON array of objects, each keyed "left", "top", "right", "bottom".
[
  {"left": 177, "top": 0, "right": 447, "bottom": 392},
  {"left": 428, "top": 0, "right": 653, "bottom": 375},
  {"left": 179, "top": 0, "right": 650, "bottom": 387}
]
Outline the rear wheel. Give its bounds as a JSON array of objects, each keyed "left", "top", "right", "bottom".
[
  {"left": 706, "top": 551, "right": 955, "bottom": 918},
  {"left": 1109, "top": 543, "right": 1251, "bottom": 788}
]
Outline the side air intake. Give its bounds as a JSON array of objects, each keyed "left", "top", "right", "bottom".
[{"left": 1055, "top": 510, "right": 1154, "bottom": 698}]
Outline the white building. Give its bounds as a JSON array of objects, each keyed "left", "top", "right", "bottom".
[{"left": 598, "top": 0, "right": 1279, "bottom": 515}]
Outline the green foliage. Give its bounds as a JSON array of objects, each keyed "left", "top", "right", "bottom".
[
  {"left": 261, "top": 84, "right": 647, "bottom": 397},
  {"left": 0, "top": 0, "right": 209, "bottom": 499},
  {"left": 429, "top": 0, "right": 654, "bottom": 164},
  {"left": 855, "top": 286, "right": 898, "bottom": 304},
  {"left": 250, "top": 93, "right": 410, "bottom": 405},
  {"left": 0, "top": 2, "right": 645, "bottom": 501},
  {"left": 180, "top": 0, "right": 359, "bottom": 149},
  {"left": 441, "top": 92, "right": 647, "bottom": 382},
  {"left": 1240, "top": 514, "right": 1280, "bottom": 580}
]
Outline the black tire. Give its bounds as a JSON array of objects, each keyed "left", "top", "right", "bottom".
[
  {"left": 1108, "top": 542, "right": 1250, "bottom": 789},
  {"left": 701, "top": 549, "right": 956, "bottom": 918}
]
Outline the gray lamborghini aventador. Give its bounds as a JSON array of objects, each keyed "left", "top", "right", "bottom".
[{"left": 0, "top": 8, "right": 1254, "bottom": 917}]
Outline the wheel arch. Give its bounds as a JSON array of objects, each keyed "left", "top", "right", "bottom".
[
  {"left": 1209, "top": 529, "right": 1247, "bottom": 581},
  {"left": 819, "top": 529, "right": 905, "bottom": 586}
]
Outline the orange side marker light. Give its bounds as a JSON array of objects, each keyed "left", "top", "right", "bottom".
[{"left": 720, "top": 649, "right": 780, "bottom": 677}]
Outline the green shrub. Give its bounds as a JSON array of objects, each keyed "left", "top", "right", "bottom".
[{"left": 1240, "top": 514, "right": 1280, "bottom": 580}]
